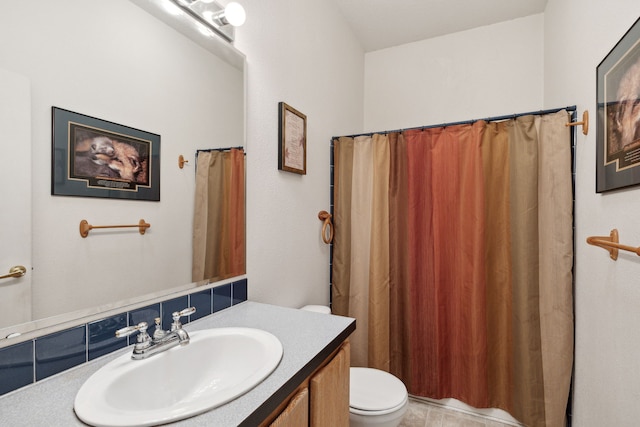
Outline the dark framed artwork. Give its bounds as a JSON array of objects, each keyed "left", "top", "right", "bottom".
[
  {"left": 51, "top": 107, "right": 160, "bottom": 201},
  {"left": 596, "top": 17, "right": 640, "bottom": 193},
  {"left": 278, "top": 102, "right": 307, "bottom": 175}
]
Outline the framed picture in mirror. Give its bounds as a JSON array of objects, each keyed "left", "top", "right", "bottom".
[
  {"left": 278, "top": 102, "right": 307, "bottom": 175},
  {"left": 51, "top": 107, "right": 160, "bottom": 201},
  {"left": 596, "top": 17, "right": 640, "bottom": 193}
]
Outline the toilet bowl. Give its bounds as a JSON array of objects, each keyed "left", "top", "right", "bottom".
[
  {"left": 300, "top": 305, "right": 409, "bottom": 427},
  {"left": 349, "top": 367, "right": 408, "bottom": 427}
]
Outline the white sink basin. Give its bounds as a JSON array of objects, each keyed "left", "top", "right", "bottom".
[{"left": 74, "top": 327, "right": 283, "bottom": 427}]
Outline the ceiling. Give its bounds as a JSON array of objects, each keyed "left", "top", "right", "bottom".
[{"left": 329, "top": 0, "right": 548, "bottom": 52}]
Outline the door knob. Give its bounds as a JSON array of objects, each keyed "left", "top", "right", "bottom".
[{"left": 0, "top": 265, "right": 27, "bottom": 280}]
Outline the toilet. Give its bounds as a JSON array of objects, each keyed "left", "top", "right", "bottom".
[{"left": 300, "top": 305, "right": 409, "bottom": 427}]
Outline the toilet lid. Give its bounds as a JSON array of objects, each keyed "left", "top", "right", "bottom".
[{"left": 349, "top": 367, "right": 408, "bottom": 412}]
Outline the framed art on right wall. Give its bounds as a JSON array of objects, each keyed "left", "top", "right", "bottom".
[{"left": 596, "top": 17, "right": 640, "bottom": 193}]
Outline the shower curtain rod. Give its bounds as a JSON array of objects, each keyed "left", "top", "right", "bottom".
[
  {"left": 333, "top": 105, "right": 577, "bottom": 140},
  {"left": 196, "top": 146, "right": 245, "bottom": 154},
  {"left": 194, "top": 146, "right": 246, "bottom": 173}
]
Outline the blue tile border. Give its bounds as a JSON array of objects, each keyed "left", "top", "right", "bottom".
[
  {"left": 0, "top": 278, "right": 248, "bottom": 396},
  {"left": 190, "top": 289, "right": 213, "bottom": 321},
  {"left": 35, "top": 326, "right": 86, "bottom": 381},
  {"left": 88, "top": 314, "right": 127, "bottom": 361},
  {"left": 0, "top": 341, "right": 33, "bottom": 396},
  {"left": 213, "top": 283, "right": 232, "bottom": 313},
  {"left": 232, "top": 279, "right": 248, "bottom": 305}
]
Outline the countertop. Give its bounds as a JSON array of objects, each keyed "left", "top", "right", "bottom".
[{"left": 0, "top": 301, "right": 356, "bottom": 426}]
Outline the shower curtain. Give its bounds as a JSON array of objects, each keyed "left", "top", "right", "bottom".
[
  {"left": 192, "top": 148, "right": 245, "bottom": 282},
  {"left": 332, "top": 110, "right": 573, "bottom": 427}
]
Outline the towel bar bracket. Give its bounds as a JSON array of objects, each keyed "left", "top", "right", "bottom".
[{"left": 586, "top": 229, "right": 640, "bottom": 261}]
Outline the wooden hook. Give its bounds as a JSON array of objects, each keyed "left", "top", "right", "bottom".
[
  {"left": 178, "top": 155, "right": 189, "bottom": 169},
  {"left": 565, "top": 110, "right": 589, "bottom": 135}
]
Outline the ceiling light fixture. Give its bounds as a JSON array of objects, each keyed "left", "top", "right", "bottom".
[{"left": 169, "top": 0, "right": 245, "bottom": 42}]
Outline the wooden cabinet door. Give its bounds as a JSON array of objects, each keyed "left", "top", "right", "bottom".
[
  {"left": 270, "top": 387, "right": 309, "bottom": 427},
  {"left": 310, "top": 342, "right": 350, "bottom": 427}
]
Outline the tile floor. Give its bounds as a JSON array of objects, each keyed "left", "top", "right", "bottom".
[{"left": 399, "top": 398, "right": 518, "bottom": 427}]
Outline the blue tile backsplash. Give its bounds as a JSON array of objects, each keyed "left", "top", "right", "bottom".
[
  {"left": 0, "top": 278, "right": 248, "bottom": 396},
  {"left": 232, "top": 279, "right": 248, "bottom": 305},
  {"left": 88, "top": 314, "right": 128, "bottom": 361},
  {"left": 0, "top": 341, "right": 33, "bottom": 396},
  {"left": 213, "top": 283, "right": 232, "bottom": 312},
  {"left": 190, "top": 289, "right": 213, "bottom": 321},
  {"left": 35, "top": 326, "right": 86, "bottom": 381}
]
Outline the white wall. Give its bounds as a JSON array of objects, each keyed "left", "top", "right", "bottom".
[
  {"left": 364, "top": 14, "right": 544, "bottom": 131},
  {"left": 233, "top": 0, "right": 364, "bottom": 307},
  {"left": 544, "top": 1, "right": 640, "bottom": 425},
  {"left": 0, "top": 0, "right": 243, "bottom": 318}
]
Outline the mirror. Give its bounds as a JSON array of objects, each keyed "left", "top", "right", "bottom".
[{"left": 0, "top": 0, "right": 245, "bottom": 340}]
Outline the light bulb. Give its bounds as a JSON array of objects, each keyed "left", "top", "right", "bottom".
[{"left": 224, "top": 2, "right": 246, "bottom": 27}]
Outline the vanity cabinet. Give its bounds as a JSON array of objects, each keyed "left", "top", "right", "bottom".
[
  {"left": 265, "top": 341, "right": 350, "bottom": 427},
  {"left": 270, "top": 387, "right": 309, "bottom": 427},
  {"left": 0, "top": 302, "right": 356, "bottom": 426},
  {"left": 310, "top": 341, "right": 350, "bottom": 426}
]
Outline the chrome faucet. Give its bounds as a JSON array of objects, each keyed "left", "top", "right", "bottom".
[{"left": 115, "top": 307, "right": 196, "bottom": 360}]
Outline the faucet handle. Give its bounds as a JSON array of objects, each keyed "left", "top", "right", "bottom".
[
  {"left": 116, "top": 322, "right": 152, "bottom": 353},
  {"left": 171, "top": 307, "right": 196, "bottom": 331},
  {"left": 153, "top": 317, "right": 167, "bottom": 340},
  {"left": 115, "top": 322, "right": 149, "bottom": 338}
]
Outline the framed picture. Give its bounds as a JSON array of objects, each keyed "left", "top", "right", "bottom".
[
  {"left": 278, "top": 102, "right": 307, "bottom": 174},
  {"left": 596, "top": 17, "right": 640, "bottom": 193},
  {"left": 52, "top": 107, "right": 160, "bottom": 201}
]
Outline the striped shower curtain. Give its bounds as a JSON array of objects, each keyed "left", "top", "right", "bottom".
[
  {"left": 192, "top": 148, "right": 245, "bottom": 282},
  {"left": 332, "top": 110, "right": 573, "bottom": 427}
]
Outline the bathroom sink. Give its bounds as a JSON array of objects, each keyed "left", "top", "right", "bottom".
[{"left": 74, "top": 327, "right": 283, "bottom": 427}]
